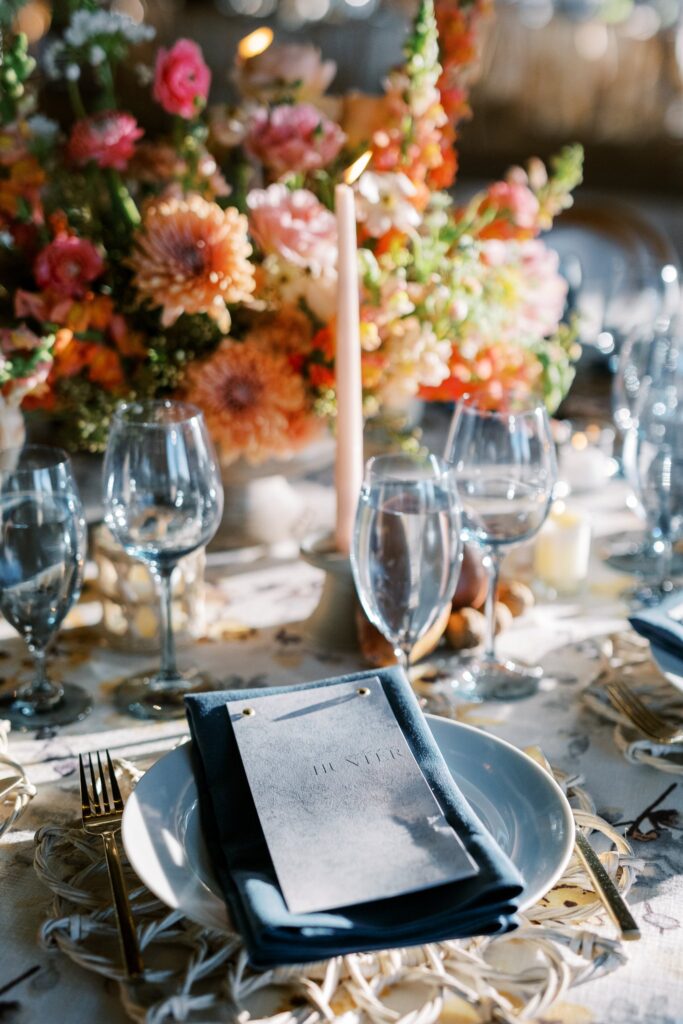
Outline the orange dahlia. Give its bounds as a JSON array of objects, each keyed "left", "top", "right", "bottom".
[
  {"left": 129, "top": 194, "right": 254, "bottom": 332},
  {"left": 182, "top": 339, "right": 321, "bottom": 465},
  {"left": 247, "top": 307, "right": 313, "bottom": 356}
]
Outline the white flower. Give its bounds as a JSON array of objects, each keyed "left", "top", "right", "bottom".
[
  {"left": 354, "top": 172, "right": 421, "bottom": 237},
  {"left": 42, "top": 40, "right": 65, "bottom": 80},
  {"left": 89, "top": 45, "right": 106, "bottom": 66},
  {"left": 66, "top": 63, "right": 81, "bottom": 81},
  {"left": 64, "top": 10, "right": 155, "bottom": 48},
  {"left": 26, "top": 115, "right": 59, "bottom": 140},
  {"left": 0, "top": 231, "right": 13, "bottom": 248},
  {"left": 263, "top": 256, "right": 337, "bottom": 323},
  {"left": 379, "top": 317, "right": 451, "bottom": 405}
]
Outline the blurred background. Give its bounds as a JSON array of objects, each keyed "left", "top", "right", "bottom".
[{"left": 12, "top": 0, "right": 683, "bottom": 195}]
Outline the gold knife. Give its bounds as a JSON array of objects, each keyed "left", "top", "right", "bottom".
[{"left": 525, "top": 746, "right": 641, "bottom": 941}]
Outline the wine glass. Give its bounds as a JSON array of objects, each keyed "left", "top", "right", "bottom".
[
  {"left": 608, "top": 316, "right": 683, "bottom": 578},
  {"left": 0, "top": 445, "right": 90, "bottom": 729},
  {"left": 623, "top": 350, "right": 683, "bottom": 606},
  {"left": 103, "top": 400, "right": 223, "bottom": 719},
  {"left": 444, "top": 398, "right": 557, "bottom": 701},
  {"left": 351, "top": 453, "right": 462, "bottom": 672}
]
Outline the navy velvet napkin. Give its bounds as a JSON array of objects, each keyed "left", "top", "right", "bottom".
[
  {"left": 629, "top": 592, "right": 683, "bottom": 661},
  {"left": 185, "top": 668, "right": 523, "bottom": 968}
]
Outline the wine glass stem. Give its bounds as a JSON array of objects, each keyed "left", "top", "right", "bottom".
[
  {"left": 483, "top": 549, "right": 501, "bottom": 662},
  {"left": 157, "top": 565, "right": 179, "bottom": 681},
  {"left": 654, "top": 531, "right": 673, "bottom": 591},
  {"left": 394, "top": 646, "right": 411, "bottom": 673},
  {"left": 31, "top": 647, "right": 55, "bottom": 697}
]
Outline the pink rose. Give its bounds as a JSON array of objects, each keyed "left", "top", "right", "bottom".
[
  {"left": 153, "top": 39, "right": 211, "bottom": 119},
  {"left": 247, "top": 184, "right": 337, "bottom": 272},
  {"left": 68, "top": 111, "right": 143, "bottom": 171},
  {"left": 485, "top": 181, "right": 540, "bottom": 232},
  {"left": 34, "top": 235, "right": 104, "bottom": 298},
  {"left": 245, "top": 104, "right": 345, "bottom": 177},
  {"left": 234, "top": 43, "right": 336, "bottom": 102}
]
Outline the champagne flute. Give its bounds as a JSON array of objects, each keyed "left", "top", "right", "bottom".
[
  {"left": 103, "top": 400, "right": 223, "bottom": 719},
  {"left": 351, "top": 453, "right": 462, "bottom": 672},
  {"left": 444, "top": 398, "right": 557, "bottom": 701},
  {"left": 0, "top": 445, "right": 90, "bottom": 729}
]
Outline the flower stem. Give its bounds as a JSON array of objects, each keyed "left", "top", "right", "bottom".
[
  {"left": 98, "top": 59, "right": 117, "bottom": 109},
  {"left": 67, "top": 77, "right": 87, "bottom": 120},
  {"left": 105, "top": 167, "right": 141, "bottom": 230}
]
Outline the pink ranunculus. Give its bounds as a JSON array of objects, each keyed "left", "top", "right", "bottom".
[
  {"left": 486, "top": 180, "right": 540, "bottom": 231},
  {"left": 153, "top": 39, "right": 211, "bottom": 119},
  {"left": 247, "top": 184, "right": 337, "bottom": 272},
  {"left": 245, "top": 104, "right": 346, "bottom": 177},
  {"left": 34, "top": 235, "right": 104, "bottom": 299},
  {"left": 68, "top": 111, "right": 143, "bottom": 171}
]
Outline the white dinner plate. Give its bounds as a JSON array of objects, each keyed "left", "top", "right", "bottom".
[
  {"left": 122, "top": 717, "right": 575, "bottom": 933},
  {"left": 649, "top": 643, "right": 683, "bottom": 694}
]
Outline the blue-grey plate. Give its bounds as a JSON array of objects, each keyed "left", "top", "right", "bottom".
[{"left": 122, "top": 717, "right": 575, "bottom": 933}]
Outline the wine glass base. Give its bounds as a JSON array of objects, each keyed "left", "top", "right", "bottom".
[
  {"left": 115, "top": 670, "right": 217, "bottom": 721},
  {"left": 604, "top": 532, "right": 683, "bottom": 578},
  {"left": 0, "top": 682, "right": 92, "bottom": 731},
  {"left": 627, "top": 580, "right": 677, "bottom": 608},
  {"left": 422, "top": 658, "right": 543, "bottom": 706}
]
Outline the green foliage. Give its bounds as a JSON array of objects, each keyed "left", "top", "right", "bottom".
[{"left": 0, "top": 31, "right": 35, "bottom": 123}]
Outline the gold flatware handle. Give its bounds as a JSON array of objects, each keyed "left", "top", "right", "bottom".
[
  {"left": 0, "top": 775, "right": 21, "bottom": 800},
  {"left": 524, "top": 745, "right": 640, "bottom": 941},
  {"left": 574, "top": 831, "right": 640, "bottom": 940},
  {"left": 101, "top": 831, "right": 144, "bottom": 978}
]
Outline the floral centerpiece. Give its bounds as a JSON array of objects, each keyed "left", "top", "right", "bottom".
[{"left": 0, "top": 0, "right": 582, "bottom": 464}]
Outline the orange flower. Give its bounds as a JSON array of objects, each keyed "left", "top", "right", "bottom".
[
  {"left": 247, "top": 307, "right": 313, "bottom": 356},
  {"left": 182, "top": 339, "right": 321, "bottom": 465},
  {"left": 0, "top": 156, "right": 45, "bottom": 222},
  {"left": 309, "top": 363, "right": 335, "bottom": 390},
  {"left": 129, "top": 194, "right": 254, "bottom": 332},
  {"left": 88, "top": 346, "right": 124, "bottom": 389}
]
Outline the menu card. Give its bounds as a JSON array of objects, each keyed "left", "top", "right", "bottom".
[{"left": 226, "top": 677, "right": 479, "bottom": 915}]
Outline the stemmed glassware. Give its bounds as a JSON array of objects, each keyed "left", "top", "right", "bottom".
[
  {"left": 444, "top": 398, "right": 557, "bottom": 701},
  {"left": 0, "top": 445, "right": 90, "bottom": 729},
  {"left": 622, "top": 347, "right": 683, "bottom": 606},
  {"left": 608, "top": 316, "right": 683, "bottom": 579},
  {"left": 103, "top": 400, "right": 224, "bottom": 719},
  {"left": 351, "top": 453, "right": 462, "bottom": 672}
]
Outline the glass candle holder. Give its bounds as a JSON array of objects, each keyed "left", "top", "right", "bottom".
[{"left": 92, "top": 524, "right": 206, "bottom": 653}]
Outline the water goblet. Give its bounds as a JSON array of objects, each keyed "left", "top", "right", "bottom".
[
  {"left": 622, "top": 353, "right": 683, "bottom": 606},
  {"left": 103, "top": 400, "right": 223, "bottom": 719},
  {"left": 444, "top": 398, "right": 557, "bottom": 701},
  {"left": 351, "top": 453, "right": 462, "bottom": 673},
  {"left": 0, "top": 445, "right": 90, "bottom": 729},
  {"left": 607, "top": 316, "right": 683, "bottom": 578}
]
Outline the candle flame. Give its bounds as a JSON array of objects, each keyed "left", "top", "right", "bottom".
[
  {"left": 238, "top": 27, "right": 274, "bottom": 60},
  {"left": 343, "top": 150, "right": 372, "bottom": 186}
]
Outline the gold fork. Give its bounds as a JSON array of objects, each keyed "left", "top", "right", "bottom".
[
  {"left": 606, "top": 682, "right": 683, "bottom": 745},
  {"left": 78, "top": 751, "right": 144, "bottom": 978}
]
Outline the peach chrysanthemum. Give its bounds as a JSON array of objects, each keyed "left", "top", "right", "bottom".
[
  {"left": 183, "top": 339, "right": 322, "bottom": 465},
  {"left": 129, "top": 194, "right": 254, "bottom": 332}
]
